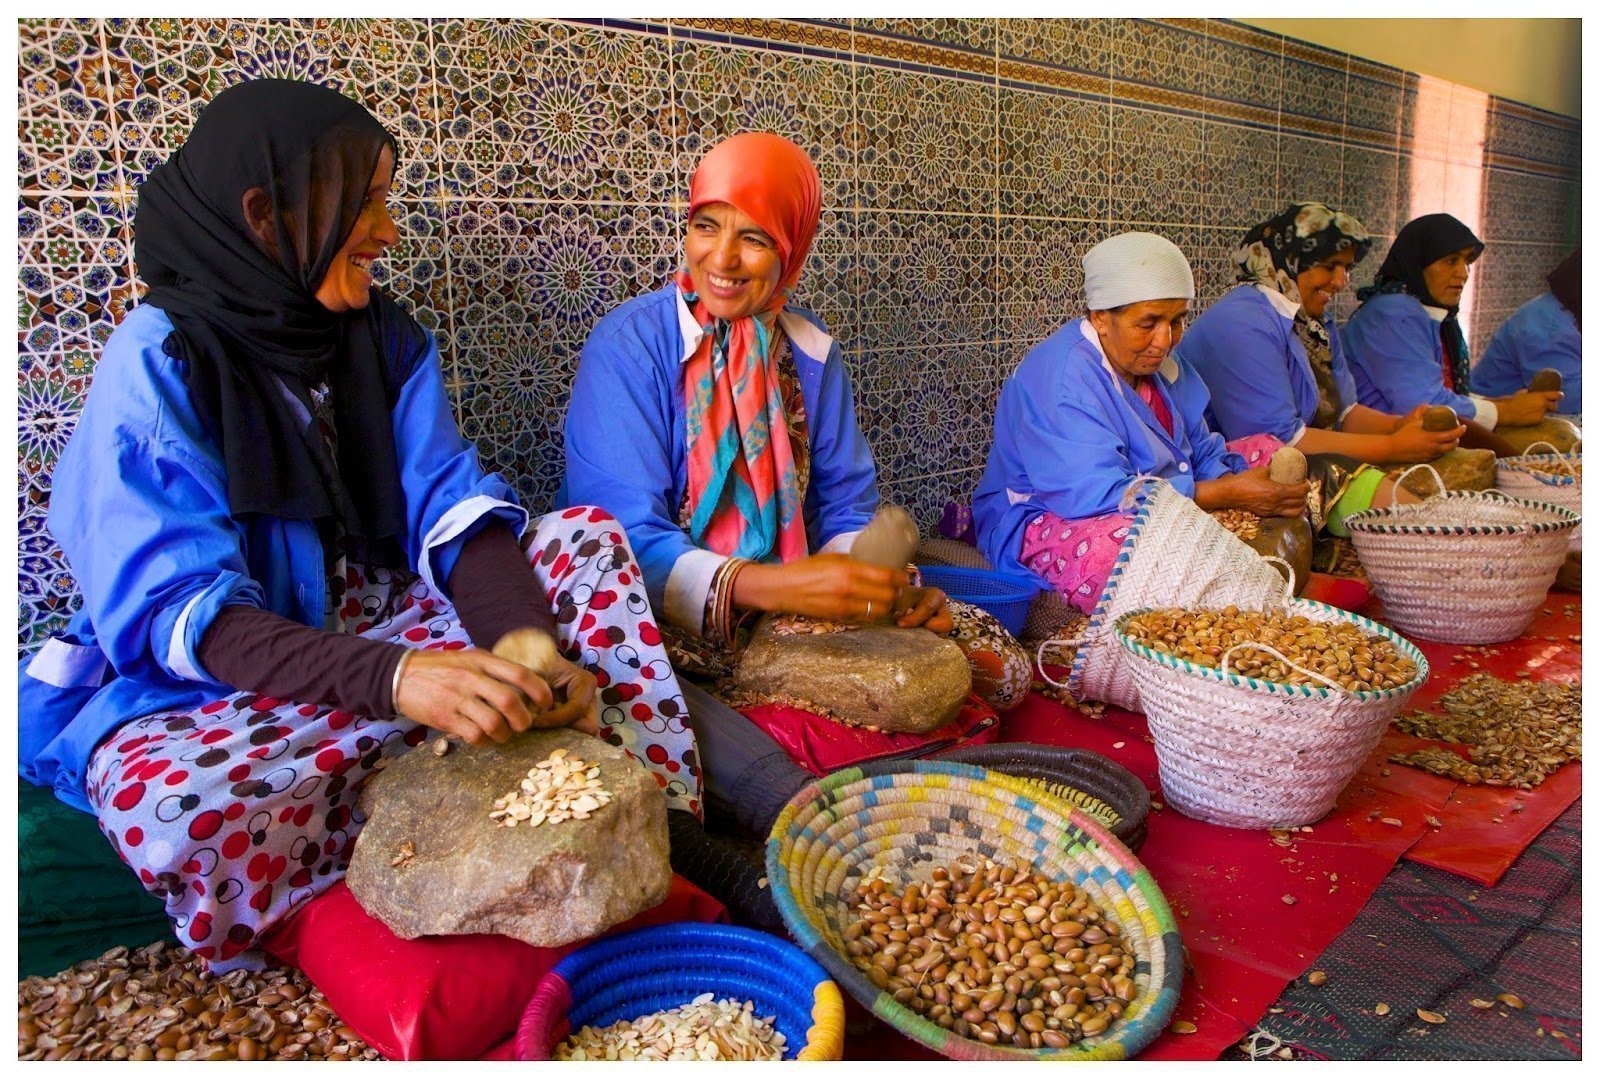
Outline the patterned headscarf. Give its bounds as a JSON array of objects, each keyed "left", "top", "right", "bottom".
[
  {"left": 1237, "top": 203, "right": 1372, "bottom": 430},
  {"left": 1357, "top": 213, "right": 1484, "bottom": 393},
  {"left": 676, "top": 133, "right": 822, "bottom": 565}
]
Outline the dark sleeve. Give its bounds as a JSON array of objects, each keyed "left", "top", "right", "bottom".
[
  {"left": 197, "top": 606, "right": 404, "bottom": 718},
  {"left": 446, "top": 521, "right": 557, "bottom": 649}
]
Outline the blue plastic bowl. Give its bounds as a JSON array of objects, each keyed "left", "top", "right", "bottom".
[
  {"left": 516, "top": 923, "right": 844, "bottom": 1060},
  {"left": 918, "top": 564, "right": 1041, "bottom": 636}
]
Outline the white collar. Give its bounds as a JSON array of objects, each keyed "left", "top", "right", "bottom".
[
  {"left": 1422, "top": 303, "right": 1450, "bottom": 323},
  {"left": 674, "top": 290, "right": 834, "bottom": 365},
  {"left": 1253, "top": 282, "right": 1302, "bottom": 322},
  {"left": 1079, "top": 318, "right": 1179, "bottom": 384}
]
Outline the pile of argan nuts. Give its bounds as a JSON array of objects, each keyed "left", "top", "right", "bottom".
[
  {"left": 1210, "top": 508, "right": 1262, "bottom": 540},
  {"left": 1391, "top": 674, "right": 1581, "bottom": 788},
  {"left": 1124, "top": 606, "right": 1417, "bottom": 692},
  {"left": 1509, "top": 457, "right": 1581, "bottom": 480},
  {"left": 555, "top": 994, "right": 787, "bottom": 1061},
  {"left": 17, "top": 941, "right": 380, "bottom": 1061},
  {"left": 490, "top": 747, "right": 612, "bottom": 828},
  {"left": 841, "top": 857, "right": 1137, "bottom": 1051}
]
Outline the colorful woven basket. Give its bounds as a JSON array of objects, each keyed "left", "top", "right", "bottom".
[
  {"left": 766, "top": 759, "right": 1182, "bottom": 1060},
  {"left": 1346, "top": 464, "right": 1580, "bottom": 644},
  {"left": 515, "top": 923, "right": 845, "bottom": 1060},
  {"left": 1113, "top": 599, "right": 1428, "bottom": 829},
  {"left": 935, "top": 743, "right": 1151, "bottom": 852}
]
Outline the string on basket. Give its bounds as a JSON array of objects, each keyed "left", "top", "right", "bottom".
[
  {"left": 1509, "top": 441, "right": 1579, "bottom": 479},
  {"left": 1384, "top": 462, "right": 1446, "bottom": 509},
  {"left": 1035, "top": 632, "right": 1102, "bottom": 689},
  {"left": 1242, "top": 1028, "right": 1285, "bottom": 1061},
  {"left": 1117, "top": 472, "right": 1168, "bottom": 513},
  {"left": 1220, "top": 641, "right": 1349, "bottom": 694}
]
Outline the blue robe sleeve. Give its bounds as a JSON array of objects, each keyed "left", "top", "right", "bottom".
[
  {"left": 1182, "top": 315, "right": 1306, "bottom": 445},
  {"left": 1346, "top": 296, "right": 1479, "bottom": 419},
  {"left": 562, "top": 316, "right": 700, "bottom": 614},
  {"left": 47, "top": 318, "right": 264, "bottom": 689},
  {"left": 390, "top": 328, "right": 528, "bottom": 597},
  {"left": 1010, "top": 372, "right": 1149, "bottom": 521},
  {"left": 802, "top": 336, "right": 878, "bottom": 547}
]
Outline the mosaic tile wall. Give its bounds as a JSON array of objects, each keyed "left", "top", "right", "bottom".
[{"left": 16, "top": 17, "right": 1582, "bottom": 651}]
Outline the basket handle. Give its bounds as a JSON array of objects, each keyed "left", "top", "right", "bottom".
[
  {"left": 1385, "top": 463, "right": 1446, "bottom": 508},
  {"left": 1117, "top": 472, "right": 1168, "bottom": 512},
  {"left": 1197, "top": 555, "right": 1296, "bottom": 609},
  {"left": 1220, "top": 641, "right": 1348, "bottom": 694},
  {"left": 1513, "top": 442, "right": 1579, "bottom": 477},
  {"left": 1034, "top": 633, "right": 1098, "bottom": 689}
]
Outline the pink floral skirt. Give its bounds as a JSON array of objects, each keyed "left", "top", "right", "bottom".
[{"left": 1021, "top": 435, "right": 1285, "bottom": 614}]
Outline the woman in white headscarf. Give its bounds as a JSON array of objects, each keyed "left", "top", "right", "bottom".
[{"left": 973, "top": 232, "right": 1309, "bottom": 612}]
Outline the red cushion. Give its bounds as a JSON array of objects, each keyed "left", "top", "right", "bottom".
[
  {"left": 739, "top": 695, "right": 1000, "bottom": 777},
  {"left": 259, "top": 875, "right": 727, "bottom": 1061}
]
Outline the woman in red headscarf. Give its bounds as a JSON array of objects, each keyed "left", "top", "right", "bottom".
[{"left": 563, "top": 135, "right": 1028, "bottom": 850}]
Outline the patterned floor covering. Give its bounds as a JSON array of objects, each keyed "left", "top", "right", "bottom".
[{"left": 1226, "top": 799, "right": 1582, "bottom": 1060}]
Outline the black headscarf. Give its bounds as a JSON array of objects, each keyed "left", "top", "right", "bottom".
[
  {"left": 1357, "top": 213, "right": 1484, "bottom": 393},
  {"left": 1547, "top": 248, "right": 1580, "bottom": 329},
  {"left": 134, "top": 78, "right": 417, "bottom": 566},
  {"left": 1237, "top": 203, "right": 1373, "bottom": 431}
]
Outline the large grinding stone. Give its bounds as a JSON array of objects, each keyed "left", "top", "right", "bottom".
[
  {"left": 733, "top": 616, "right": 971, "bottom": 733},
  {"left": 345, "top": 727, "right": 670, "bottom": 948},
  {"left": 1497, "top": 418, "right": 1581, "bottom": 455},
  {"left": 1389, "top": 447, "right": 1496, "bottom": 496}
]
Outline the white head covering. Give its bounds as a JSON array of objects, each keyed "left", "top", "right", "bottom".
[{"left": 1082, "top": 231, "right": 1195, "bottom": 311}]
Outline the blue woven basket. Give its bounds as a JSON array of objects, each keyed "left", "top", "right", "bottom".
[
  {"left": 917, "top": 564, "right": 1040, "bottom": 636},
  {"left": 516, "top": 922, "right": 844, "bottom": 1060}
]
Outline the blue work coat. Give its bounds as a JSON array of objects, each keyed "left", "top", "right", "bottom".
[
  {"left": 973, "top": 319, "right": 1245, "bottom": 586},
  {"left": 1474, "top": 292, "right": 1583, "bottom": 413},
  {"left": 1177, "top": 284, "right": 1360, "bottom": 443},
  {"left": 559, "top": 285, "right": 877, "bottom": 632},
  {"left": 18, "top": 304, "right": 526, "bottom": 811},
  {"left": 1342, "top": 292, "right": 1482, "bottom": 420}
]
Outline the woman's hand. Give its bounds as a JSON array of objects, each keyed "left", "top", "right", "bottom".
[
  {"left": 1495, "top": 389, "right": 1564, "bottom": 427},
  {"left": 1207, "top": 468, "right": 1310, "bottom": 517},
  {"left": 733, "top": 554, "right": 906, "bottom": 622},
  {"left": 532, "top": 656, "right": 600, "bottom": 736},
  {"left": 394, "top": 647, "right": 596, "bottom": 745},
  {"left": 893, "top": 585, "right": 954, "bottom": 635},
  {"left": 1386, "top": 414, "right": 1463, "bottom": 462}
]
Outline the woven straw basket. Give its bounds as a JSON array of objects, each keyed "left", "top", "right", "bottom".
[
  {"left": 1051, "top": 476, "right": 1290, "bottom": 710},
  {"left": 1496, "top": 442, "right": 1581, "bottom": 553},
  {"left": 1346, "top": 464, "right": 1580, "bottom": 644},
  {"left": 1113, "top": 598, "right": 1428, "bottom": 829},
  {"left": 766, "top": 759, "right": 1182, "bottom": 1061}
]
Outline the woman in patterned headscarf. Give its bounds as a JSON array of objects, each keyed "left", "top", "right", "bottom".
[
  {"left": 1178, "top": 203, "right": 1456, "bottom": 536},
  {"left": 1343, "top": 213, "right": 1563, "bottom": 432}
]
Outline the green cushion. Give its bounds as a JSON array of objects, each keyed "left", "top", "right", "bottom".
[{"left": 16, "top": 780, "right": 173, "bottom": 977}]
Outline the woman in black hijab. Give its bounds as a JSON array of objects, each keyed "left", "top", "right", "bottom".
[
  {"left": 1343, "top": 213, "right": 1562, "bottom": 437},
  {"left": 22, "top": 79, "right": 700, "bottom": 971}
]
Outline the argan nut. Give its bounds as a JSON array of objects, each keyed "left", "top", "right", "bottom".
[
  {"left": 431, "top": 737, "right": 450, "bottom": 757},
  {"left": 1416, "top": 1009, "right": 1447, "bottom": 1024},
  {"left": 1496, "top": 993, "right": 1525, "bottom": 1010},
  {"left": 1530, "top": 368, "right": 1563, "bottom": 393},
  {"left": 1421, "top": 406, "right": 1460, "bottom": 432},
  {"left": 1281, "top": 895, "right": 1297, "bottom": 905},
  {"left": 1469, "top": 999, "right": 1494, "bottom": 1009},
  {"left": 1268, "top": 446, "right": 1308, "bottom": 485},
  {"left": 1374, "top": 1002, "right": 1391, "bottom": 1016},
  {"left": 1307, "top": 971, "right": 1327, "bottom": 986}
]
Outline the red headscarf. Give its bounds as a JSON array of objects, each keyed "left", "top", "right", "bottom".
[
  {"left": 685, "top": 132, "right": 822, "bottom": 307},
  {"left": 677, "top": 134, "right": 822, "bottom": 567}
]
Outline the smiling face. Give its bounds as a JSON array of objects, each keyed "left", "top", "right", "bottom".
[
  {"left": 1088, "top": 299, "right": 1190, "bottom": 383},
  {"left": 1420, "top": 244, "right": 1479, "bottom": 308},
  {"left": 1294, "top": 248, "right": 1358, "bottom": 319},
  {"left": 684, "top": 202, "right": 784, "bottom": 322},
  {"left": 313, "top": 144, "right": 399, "bottom": 314}
]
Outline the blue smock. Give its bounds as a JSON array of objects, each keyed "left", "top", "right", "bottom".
[
  {"left": 973, "top": 319, "right": 1246, "bottom": 585},
  {"left": 18, "top": 304, "right": 527, "bottom": 812},
  {"left": 559, "top": 284, "right": 877, "bottom": 634},
  {"left": 1176, "top": 284, "right": 1360, "bottom": 443},
  {"left": 1474, "top": 292, "right": 1582, "bottom": 413},
  {"left": 1342, "top": 291, "right": 1483, "bottom": 420}
]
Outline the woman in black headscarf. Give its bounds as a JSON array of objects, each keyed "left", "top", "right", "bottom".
[
  {"left": 19, "top": 79, "right": 700, "bottom": 971},
  {"left": 1343, "top": 213, "right": 1563, "bottom": 437}
]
